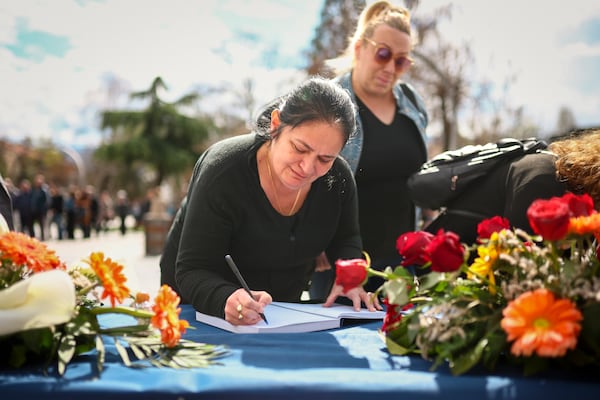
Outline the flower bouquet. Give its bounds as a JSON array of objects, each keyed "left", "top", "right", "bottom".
[
  {"left": 0, "top": 216, "right": 227, "bottom": 376},
  {"left": 335, "top": 193, "right": 600, "bottom": 376}
]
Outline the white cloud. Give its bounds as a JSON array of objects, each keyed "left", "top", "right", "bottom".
[{"left": 0, "top": 0, "right": 322, "bottom": 148}]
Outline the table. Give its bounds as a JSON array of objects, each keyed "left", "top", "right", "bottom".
[{"left": 1, "top": 305, "right": 598, "bottom": 399}]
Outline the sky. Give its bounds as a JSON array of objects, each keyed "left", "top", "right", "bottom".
[{"left": 1, "top": 0, "right": 599, "bottom": 151}]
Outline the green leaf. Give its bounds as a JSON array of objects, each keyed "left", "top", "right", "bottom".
[
  {"left": 383, "top": 279, "right": 409, "bottom": 305},
  {"left": 449, "top": 338, "right": 487, "bottom": 375},
  {"left": 96, "top": 335, "right": 105, "bottom": 373},
  {"left": 384, "top": 335, "right": 411, "bottom": 355},
  {"left": 129, "top": 343, "right": 146, "bottom": 360},
  {"left": 57, "top": 334, "right": 76, "bottom": 376},
  {"left": 114, "top": 338, "right": 132, "bottom": 367}
]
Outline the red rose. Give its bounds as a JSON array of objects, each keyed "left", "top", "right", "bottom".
[
  {"left": 527, "top": 197, "right": 570, "bottom": 241},
  {"left": 381, "top": 298, "right": 402, "bottom": 334},
  {"left": 395, "top": 231, "right": 434, "bottom": 267},
  {"left": 425, "top": 229, "right": 464, "bottom": 272},
  {"left": 561, "top": 192, "right": 594, "bottom": 217},
  {"left": 477, "top": 216, "right": 510, "bottom": 240},
  {"left": 381, "top": 299, "right": 413, "bottom": 334},
  {"left": 334, "top": 258, "right": 368, "bottom": 293}
]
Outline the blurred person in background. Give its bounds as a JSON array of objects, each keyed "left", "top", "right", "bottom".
[
  {"left": 48, "top": 183, "right": 65, "bottom": 240},
  {"left": 115, "top": 189, "right": 130, "bottom": 235},
  {"left": 14, "top": 179, "right": 34, "bottom": 237},
  {"left": 310, "top": 1, "right": 429, "bottom": 299},
  {"left": 30, "top": 173, "right": 50, "bottom": 240}
]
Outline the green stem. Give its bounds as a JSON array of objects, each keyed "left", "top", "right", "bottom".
[
  {"left": 91, "top": 306, "right": 153, "bottom": 319},
  {"left": 99, "top": 324, "right": 151, "bottom": 335},
  {"left": 367, "top": 268, "right": 392, "bottom": 280}
]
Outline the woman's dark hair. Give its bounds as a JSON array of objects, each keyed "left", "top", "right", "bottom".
[{"left": 254, "top": 76, "right": 356, "bottom": 143}]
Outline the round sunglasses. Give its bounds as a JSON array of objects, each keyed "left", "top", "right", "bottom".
[{"left": 363, "top": 38, "right": 413, "bottom": 72}]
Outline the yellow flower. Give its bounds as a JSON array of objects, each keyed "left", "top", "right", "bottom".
[
  {"left": 151, "top": 285, "right": 189, "bottom": 348},
  {"left": 85, "top": 252, "right": 130, "bottom": 307},
  {"left": 501, "top": 288, "right": 582, "bottom": 357},
  {"left": 467, "top": 232, "right": 500, "bottom": 294}
]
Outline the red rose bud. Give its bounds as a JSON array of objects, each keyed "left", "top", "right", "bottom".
[
  {"left": 425, "top": 229, "right": 464, "bottom": 272},
  {"left": 395, "top": 231, "right": 434, "bottom": 267},
  {"left": 561, "top": 192, "right": 594, "bottom": 217},
  {"left": 527, "top": 198, "right": 570, "bottom": 241},
  {"left": 335, "top": 258, "right": 368, "bottom": 293},
  {"left": 477, "top": 216, "right": 510, "bottom": 240}
]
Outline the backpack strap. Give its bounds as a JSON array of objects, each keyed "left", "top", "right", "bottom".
[{"left": 400, "top": 82, "right": 418, "bottom": 109}]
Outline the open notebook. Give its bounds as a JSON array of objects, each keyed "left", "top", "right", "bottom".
[{"left": 195, "top": 301, "right": 385, "bottom": 333}]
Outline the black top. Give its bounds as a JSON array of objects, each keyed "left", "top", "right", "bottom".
[
  {"left": 425, "top": 151, "right": 566, "bottom": 245},
  {"left": 166, "top": 133, "right": 362, "bottom": 318},
  {"left": 354, "top": 97, "right": 426, "bottom": 266},
  {"left": 0, "top": 174, "right": 14, "bottom": 230}
]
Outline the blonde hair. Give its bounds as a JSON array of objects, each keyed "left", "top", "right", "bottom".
[
  {"left": 326, "top": 1, "right": 413, "bottom": 74},
  {"left": 550, "top": 129, "right": 600, "bottom": 207}
]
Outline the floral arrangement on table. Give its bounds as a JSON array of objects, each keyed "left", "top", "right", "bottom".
[
  {"left": 0, "top": 215, "right": 227, "bottom": 376},
  {"left": 335, "top": 192, "right": 600, "bottom": 376}
]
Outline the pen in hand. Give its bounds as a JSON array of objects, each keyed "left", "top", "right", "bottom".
[{"left": 225, "top": 255, "right": 268, "bottom": 325}]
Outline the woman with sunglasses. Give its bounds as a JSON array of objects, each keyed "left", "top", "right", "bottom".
[
  {"left": 310, "top": 1, "right": 429, "bottom": 299},
  {"left": 161, "top": 77, "right": 381, "bottom": 325}
]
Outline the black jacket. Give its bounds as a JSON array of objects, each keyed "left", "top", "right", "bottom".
[{"left": 425, "top": 151, "right": 566, "bottom": 245}]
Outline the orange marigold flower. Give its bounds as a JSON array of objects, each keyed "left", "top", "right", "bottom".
[
  {"left": 135, "top": 292, "right": 150, "bottom": 304},
  {"left": 151, "top": 285, "right": 189, "bottom": 348},
  {"left": 501, "top": 288, "right": 582, "bottom": 357},
  {"left": 86, "top": 252, "right": 130, "bottom": 307},
  {"left": 0, "top": 231, "right": 65, "bottom": 273},
  {"left": 568, "top": 213, "right": 600, "bottom": 236}
]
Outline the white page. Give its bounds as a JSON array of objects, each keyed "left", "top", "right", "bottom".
[
  {"left": 195, "top": 302, "right": 384, "bottom": 334},
  {"left": 271, "top": 302, "right": 385, "bottom": 320}
]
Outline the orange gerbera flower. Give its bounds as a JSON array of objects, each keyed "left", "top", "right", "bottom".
[
  {"left": 0, "top": 231, "right": 65, "bottom": 273},
  {"left": 151, "top": 285, "right": 189, "bottom": 348},
  {"left": 501, "top": 288, "right": 582, "bottom": 357},
  {"left": 568, "top": 213, "right": 600, "bottom": 236},
  {"left": 86, "top": 252, "right": 130, "bottom": 307}
]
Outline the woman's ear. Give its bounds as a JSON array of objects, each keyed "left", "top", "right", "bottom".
[
  {"left": 354, "top": 39, "right": 363, "bottom": 61},
  {"left": 270, "top": 109, "right": 281, "bottom": 132}
]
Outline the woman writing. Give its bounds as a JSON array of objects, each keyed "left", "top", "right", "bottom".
[{"left": 162, "top": 77, "right": 380, "bottom": 326}]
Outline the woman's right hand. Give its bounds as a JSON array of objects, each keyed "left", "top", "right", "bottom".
[{"left": 225, "top": 288, "right": 272, "bottom": 326}]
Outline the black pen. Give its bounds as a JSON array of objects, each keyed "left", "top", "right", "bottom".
[{"left": 225, "top": 254, "right": 268, "bottom": 324}]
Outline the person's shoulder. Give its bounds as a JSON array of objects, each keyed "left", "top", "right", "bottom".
[
  {"left": 510, "top": 150, "right": 556, "bottom": 171},
  {"left": 198, "top": 133, "right": 259, "bottom": 165},
  {"left": 321, "top": 156, "right": 355, "bottom": 190},
  {"left": 506, "top": 151, "right": 559, "bottom": 188},
  {"left": 190, "top": 133, "right": 261, "bottom": 183}
]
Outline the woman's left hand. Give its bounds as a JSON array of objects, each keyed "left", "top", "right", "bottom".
[{"left": 323, "top": 284, "right": 382, "bottom": 312}]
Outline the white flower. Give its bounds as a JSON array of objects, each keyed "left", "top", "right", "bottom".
[
  {"left": 0, "top": 269, "right": 76, "bottom": 335},
  {"left": 0, "top": 214, "right": 9, "bottom": 234}
]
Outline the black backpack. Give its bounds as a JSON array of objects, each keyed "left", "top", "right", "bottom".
[{"left": 407, "top": 138, "right": 547, "bottom": 210}]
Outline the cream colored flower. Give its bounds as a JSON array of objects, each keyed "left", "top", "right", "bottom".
[
  {"left": 0, "top": 213, "right": 9, "bottom": 234},
  {"left": 0, "top": 269, "right": 76, "bottom": 335}
]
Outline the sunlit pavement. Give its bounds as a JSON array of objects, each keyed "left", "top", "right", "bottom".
[{"left": 45, "top": 228, "right": 161, "bottom": 296}]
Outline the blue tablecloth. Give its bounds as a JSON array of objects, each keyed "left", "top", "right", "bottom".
[{"left": 1, "top": 305, "right": 598, "bottom": 399}]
